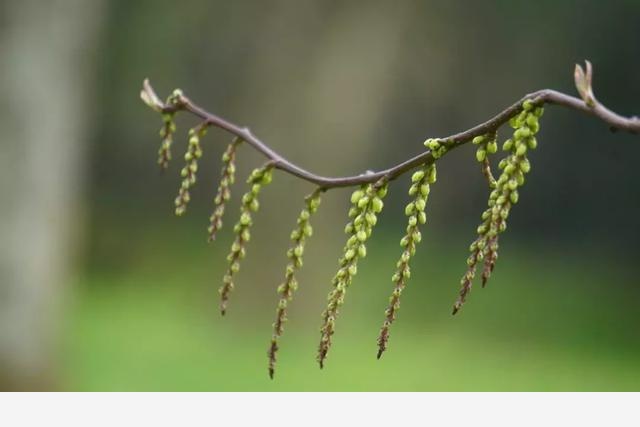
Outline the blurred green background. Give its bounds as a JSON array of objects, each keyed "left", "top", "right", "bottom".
[{"left": 1, "top": 0, "right": 639, "bottom": 391}]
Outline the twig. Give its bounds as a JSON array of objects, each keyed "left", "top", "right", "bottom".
[{"left": 141, "top": 64, "right": 638, "bottom": 190}]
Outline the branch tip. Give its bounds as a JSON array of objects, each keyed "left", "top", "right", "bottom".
[
  {"left": 574, "top": 60, "right": 596, "bottom": 107},
  {"left": 140, "top": 78, "right": 163, "bottom": 112}
]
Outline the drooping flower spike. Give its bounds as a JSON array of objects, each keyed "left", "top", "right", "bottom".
[
  {"left": 157, "top": 113, "right": 176, "bottom": 171},
  {"left": 268, "top": 188, "right": 322, "bottom": 379},
  {"left": 318, "top": 179, "right": 388, "bottom": 368},
  {"left": 175, "top": 123, "right": 207, "bottom": 216},
  {"left": 377, "top": 163, "right": 436, "bottom": 358},
  {"left": 453, "top": 101, "right": 543, "bottom": 314},
  {"left": 208, "top": 137, "right": 242, "bottom": 241},
  {"left": 219, "top": 163, "right": 275, "bottom": 315}
]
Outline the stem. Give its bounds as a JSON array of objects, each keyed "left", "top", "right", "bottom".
[{"left": 142, "top": 80, "right": 639, "bottom": 190}]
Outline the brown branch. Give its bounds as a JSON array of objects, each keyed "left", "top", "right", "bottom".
[{"left": 141, "top": 64, "right": 638, "bottom": 190}]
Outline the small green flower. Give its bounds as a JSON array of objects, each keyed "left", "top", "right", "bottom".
[
  {"left": 318, "top": 178, "right": 388, "bottom": 368},
  {"left": 219, "top": 163, "right": 275, "bottom": 316}
]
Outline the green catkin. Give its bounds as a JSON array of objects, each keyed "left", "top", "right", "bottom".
[
  {"left": 155, "top": 89, "right": 184, "bottom": 171},
  {"left": 452, "top": 101, "right": 543, "bottom": 315},
  {"left": 154, "top": 89, "right": 184, "bottom": 170},
  {"left": 174, "top": 124, "right": 207, "bottom": 216},
  {"left": 218, "top": 164, "right": 275, "bottom": 315},
  {"left": 377, "top": 164, "right": 436, "bottom": 359},
  {"left": 208, "top": 137, "right": 242, "bottom": 241},
  {"left": 157, "top": 113, "right": 176, "bottom": 170},
  {"left": 317, "top": 179, "right": 388, "bottom": 368},
  {"left": 268, "top": 189, "right": 322, "bottom": 379}
]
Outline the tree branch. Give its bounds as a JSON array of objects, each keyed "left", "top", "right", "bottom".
[{"left": 142, "top": 65, "right": 638, "bottom": 190}]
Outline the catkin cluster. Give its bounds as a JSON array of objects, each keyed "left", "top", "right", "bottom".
[
  {"left": 208, "top": 137, "right": 242, "bottom": 241},
  {"left": 453, "top": 101, "right": 543, "bottom": 314},
  {"left": 175, "top": 125, "right": 207, "bottom": 216},
  {"left": 219, "top": 164, "right": 274, "bottom": 315},
  {"left": 317, "top": 180, "right": 388, "bottom": 368},
  {"left": 377, "top": 164, "right": 436, "bottom": 358},
  {"left": 143, "top": 83, "right": 554, "bottom": 377},
  {"left": 268, "top": 189, "right": 322, "bottom": 379}
]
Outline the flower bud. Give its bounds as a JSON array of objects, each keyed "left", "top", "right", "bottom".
[
  {"left": 472, "top": 135, "right": 485, "bottom": 145},
  {"left": 357, "top": 244, "right": 367, "bottom": 258},
  {"left": 357, "top": 196, "right": 369, "bottom": 209},
  {"left": 405, "top": 202, "right": 415, "bottom": 216},
  {"left": 345, "top": 249, "right": 355, "bottom": 260},
  {"left": 503, "top": 139, "right": 514, "bottom": 151},
  {"left": 425, "top": 139, "right": 440, "bottom": 150},
  {"left": 365, "top": 212, "right": 378, "bottom": 226},
  {"left": 476, "top": 148, "right": 487, "bottom": 162},
  {"left": 350, "top": 190, "right": 364, "bottom": 204},
  {"left": 418, "top": 211, "right": 427, "bottom": 224},
  {"left": 412, "top": 170, "right": 425, "bottom": 182},
  {"left": 427, "top": 166, "right": 437, "bottom": 183},
  {"left": 371, "top": 197, "right": 384, "bottom": 213},
  {"left": 376, "top": 186, "right": 388, "bottom": 199},
  {"left": 240, "top": 212, "right": 251, "bottom": 225}
]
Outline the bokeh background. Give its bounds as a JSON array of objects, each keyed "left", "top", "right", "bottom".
[{"left": 1, "top": 0, "right": 639, "bottom": 391}]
